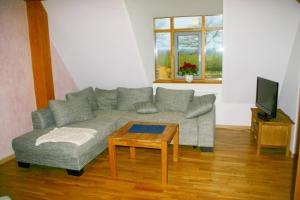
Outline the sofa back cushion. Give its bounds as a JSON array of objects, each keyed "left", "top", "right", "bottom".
[
  {"left": 31, "top": 107, "right": 55, "bottom": 129},
  {"left": 94, "top": 88, "right": 117, "bottom": 110},
  {"left": 49, "top": 97, "right": 96, "bottom": 127},
  {"left": 117, "top": 87, "right": 153, "bottom": 111},
  {"left": 66, "top": 87, "right": 98, "bottom": 111},
  {"left": 155, "top": 87, "right": 194, "bottom": 112}
]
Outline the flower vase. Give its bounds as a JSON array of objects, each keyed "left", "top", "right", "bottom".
[{"left": 185, "top": 75, "right": 193, "bottom": 83}]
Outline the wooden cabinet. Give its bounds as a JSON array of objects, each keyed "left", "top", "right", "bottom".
[{"left": 250, "top": 108, "right": 293, "bottom": 156}]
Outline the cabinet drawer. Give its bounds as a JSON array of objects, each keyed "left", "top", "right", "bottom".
[{"left": 260, "top": 125, "right": 289, "bottom": 146}]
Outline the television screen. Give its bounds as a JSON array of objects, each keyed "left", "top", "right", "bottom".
[{"left": 256, "top": 77, "right": 278, "bottom": 119}]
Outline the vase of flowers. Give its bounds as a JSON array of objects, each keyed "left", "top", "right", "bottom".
[
  {"left": 178, "top": 62, "right": 198, "bottom": 83},
  {"left": 184, "top": 74, "right": 193, "bottom": 83}
]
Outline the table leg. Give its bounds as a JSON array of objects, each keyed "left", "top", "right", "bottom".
[
  {"left": 257, "top": 124, "right": 261, "bottom": 156},
  {"left": 130, "top": 147, "right": 136, "bottom": 159},
  {"left": 161, "top": 141, "right": 168, "bottom": 185},
  {"left": 286, "top": 126, "right": 291, "bottom": 157},
  {"left": 108, "top": 137, "right": 117, "bottom": 178},
  {"left": 256, "top": 144, "right": 261, "bottom": 156},
  {"left": 173, "top": 127, "right": 179, "bottom": 162}
]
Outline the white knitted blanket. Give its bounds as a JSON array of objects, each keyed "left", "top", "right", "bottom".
[{"left": 35, "top": 127, "right": 97, "bottom": 146}]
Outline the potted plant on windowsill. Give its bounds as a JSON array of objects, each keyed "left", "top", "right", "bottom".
[{"left": 178, "top": 62, "right": 198, "bottom": 83}]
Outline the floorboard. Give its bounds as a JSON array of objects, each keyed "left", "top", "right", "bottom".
[{"left": 0, "top": 128, "right": 296, "bottom": 200}]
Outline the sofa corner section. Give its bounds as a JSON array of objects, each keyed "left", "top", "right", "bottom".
[{"left": 196, "top": 105, "right": 216, "bottom": 151}]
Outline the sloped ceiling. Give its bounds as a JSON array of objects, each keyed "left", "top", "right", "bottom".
[
  {"left": 278, "top": 20, "right": 300, "bottom": 152},
  {"left": 43, "top": 0, "right": 149, "bottom": 89}
]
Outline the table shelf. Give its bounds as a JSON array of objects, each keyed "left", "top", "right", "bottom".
[{"left": 250, "top": 108, "right": 293, "bottom": 156}]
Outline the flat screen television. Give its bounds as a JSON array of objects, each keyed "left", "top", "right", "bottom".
[{"left": 255, "top": 77, "right": 279, "bottom": 120}]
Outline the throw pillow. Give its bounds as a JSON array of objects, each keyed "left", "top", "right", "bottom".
[
  {"left": 94, "top": 88, "right": 117, "bottom": 110},
  {"left": 66, "top": 87, "right": 98, "bottom": 111},
  {"left": 185, "top": 94, "right": 216, "bottom": 118},
  {"left": 49, "top": 97, "right": 95, "bottom": 127},
  {"left": 31, "top": 107, "right": 55, "bottom": 129},
  {"left": 117, "top": 87, "right": 153, "bottom": 111},
  {"left": 134, "top": 101, "right": 158, "bottom": 114},
  {"left": 155, "top": 87, "right": 194, "bottom": 112}
]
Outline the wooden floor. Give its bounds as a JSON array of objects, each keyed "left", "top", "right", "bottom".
[{"left": 0, "top": 128, "right": 296, "bottom": 200}]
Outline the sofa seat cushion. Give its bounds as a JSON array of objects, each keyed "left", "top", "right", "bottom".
[
  {"left": 13, "top": 128, "right": 79, "bottom": 161},
  {"left": 94, "top": 110, "right": 198, "bottom": 145},
  {"left": 134, "top": 101, "right": 158, "bottom": 114},
  {"left": 117, "top": 111, "right": 198, "bottom": 145},
  {"left": 12, "top": 112, "right": 122, "bottom": 170}
]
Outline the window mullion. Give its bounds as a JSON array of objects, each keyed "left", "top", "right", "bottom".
[
  {"left": 170, "top": 17, "right": 175, "bottom": 80},
  {"left": 205, "top": 27, "right": 223, "bottom": 31},
  {"left": 201, "top": 16, "right": 206, "bottom": 80},
  {"left": 172, "top": 28, "right": 202, "bottom": 32}
]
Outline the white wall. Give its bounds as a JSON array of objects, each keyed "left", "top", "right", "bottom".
[
  {"left": 0, "top": 0, "right": 82, "bottom": 160},
  {"left": 51, "top": 43, "right": 78, "bottom": 99},
  {"left": 278, "top": 20, "right": 300, "bottom": 153},
  {"left": 223, "top": 0, "right": 300, "bottom": 104},
  {"left": 153, "top": 83, "right": 253, "bottom": 125},
  {"left": 223, "top": 0, "right": 300, "bottom": 153},
  {"left": 43, "top": 0, "right": 149, "bottom": 90},
  {"left": 0, "top": 0, "right": 36, "bottom": 160}
]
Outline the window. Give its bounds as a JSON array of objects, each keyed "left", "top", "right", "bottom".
[{"left": 154, "top": 15, "right": 223, "bottom": 83}]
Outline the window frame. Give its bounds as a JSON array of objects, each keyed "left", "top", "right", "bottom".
[{"left": 154, "top": 15, "right": 223, "bottom": 84}]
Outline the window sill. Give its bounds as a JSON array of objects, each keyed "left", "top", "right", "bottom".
[{"left": 153, "top": 79, "right": 222, "bottom": 84}]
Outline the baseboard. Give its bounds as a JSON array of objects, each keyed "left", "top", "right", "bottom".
[
  {"left": 216, "top": 125, "right": 250, "bottom": 131},
  {"left": 0, "top": 154, "right": 15, "bottom": 165}
]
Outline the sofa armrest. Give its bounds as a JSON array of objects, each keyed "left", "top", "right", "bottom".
[{"left": 31, "top": 108, "right": 56, "bottom": 129}]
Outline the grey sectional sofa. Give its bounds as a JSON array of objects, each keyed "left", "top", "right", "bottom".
[{"left": 12, "top": 87, "right": 216, "bottom": 176}]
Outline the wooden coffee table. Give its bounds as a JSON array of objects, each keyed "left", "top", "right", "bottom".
[{"left": 108, "top": 121, "right": 179, "bottom": 185}]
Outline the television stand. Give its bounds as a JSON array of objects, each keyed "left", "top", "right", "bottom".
[
  {"left": 257, "top": 111, "right": 272, "bottom": 121},
  {"left": 250, "top": 108, "right": 293, "bottom": 156}
]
